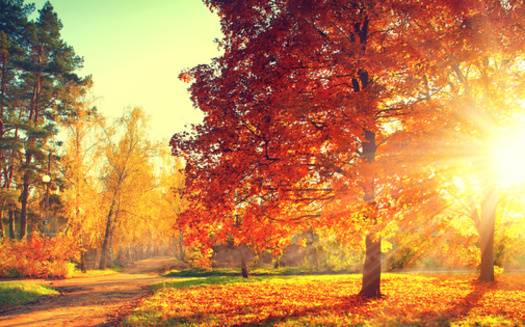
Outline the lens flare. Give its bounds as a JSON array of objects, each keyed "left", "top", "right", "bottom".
[{"left": 493, "top": 131, "right": 525, "bottom": 187}]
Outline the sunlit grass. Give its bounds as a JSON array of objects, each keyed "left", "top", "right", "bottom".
[
  {"left": 150, "top": 274, "right": 324, "bottom": 292},
  {"left": 0, "top": 282, "right": 59, "bottom": 307},
  {"left": 123, "top": 273, "right": 525, "bottom": 327},
  {"left": 164, "top": 266, "right": 355, "bottom": 278},
  {"left": 69, "top": 268, "right": 120, "bottom": 278},
  {"left": 151, "top": 276, "right": 265, "bottom": 291}
]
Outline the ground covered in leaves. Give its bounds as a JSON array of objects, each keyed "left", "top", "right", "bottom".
[
  {"left": 124, "top": 272, "right": 525, "bottom": 327},
  {"left": 0, "top": 257, "right": 171, "bottom": 327}
]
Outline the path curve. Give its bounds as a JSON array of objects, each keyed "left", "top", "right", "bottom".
[{"left": 0, "top": 257, "right": 173, "bottom": 327}]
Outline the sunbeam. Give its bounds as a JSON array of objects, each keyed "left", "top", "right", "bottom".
[{"left": 493, "top": 131, "right": 525, "bottom": 188}]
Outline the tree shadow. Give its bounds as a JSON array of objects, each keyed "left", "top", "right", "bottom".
[
  {"left": 404, "top": 279, "right": 496, "bottom": 327},
  {"left": 441, "top": 280, "right": 495, "bottom": 323}
]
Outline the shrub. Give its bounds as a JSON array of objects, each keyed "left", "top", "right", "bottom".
[{"left": 0, "top": 233, "right": 80, "bottom": 279}]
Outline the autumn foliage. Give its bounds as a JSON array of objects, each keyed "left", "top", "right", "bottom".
[
  {"left": 0, "top": 234, "right": 80, "bottom": 279},
  {"left": 1, "top": 1, "right": 183, "bottom": 272},
  {"left": 172, "top": 0, "right": 525, "bottom": 296}
]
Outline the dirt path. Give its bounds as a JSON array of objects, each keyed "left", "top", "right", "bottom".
[{"left": 0, "top": 257, "right": 173, "bottom": 327}]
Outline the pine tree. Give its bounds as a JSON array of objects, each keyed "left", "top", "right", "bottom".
[
  {"left": 0, "top": 0, "right": 33, "bottom": 238},
  {"left": 16, "top": 2, "right": 84, "bottom": 238}
]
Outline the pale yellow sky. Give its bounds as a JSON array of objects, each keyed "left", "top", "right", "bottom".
[{"left": 32, "top": 0, "right": 223, "bottom": 142}]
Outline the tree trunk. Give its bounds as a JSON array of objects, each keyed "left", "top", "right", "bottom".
[
  {"left": 99, "top": 213, "right": 113, "bottom": 269},
  {"left": 479, "top": 226, "right": 495, "bottom": 281},
  {"left": 79, "top": 228, "right": 87, "bottom": 273},
  {"left": 307, "top": 227, "right": 319, "bottom": 270},
  {"left": 99, "top": 192, "right": 118, "bottom": 269},
  {"left": 19, "top": 172, "right": 30, "bottom": 238},
  {"left": 179, "top": 230, "right": 185, "bottom": 262},
  {"left": 359, "top": 234, "right": 382, "bottom": 298},
  {"left": 274, "top": 258, "right": 281, "bottom": 269},
  {"left": 241, "top": 253, "right": 249, "bottom": 278},
  {"left": 0, "top": 208, "right": 4, "bottom": 239},
  {"left": 312, "top": 245, "right": 319, "bottom": 271},
  {"left": 106, "top": 225, "right": 115, "bottom": 268},
  {"left": 359, "top": 128, "right": 380, "bottom": 298},
  {"left": 79, "top": 250, "right": 87, "bottom": 273},
  {"left": 8, "top": 209, "right": 15, "bottom": 239},
  {"left": 478, "top": 164, "right": 497, "bottom": 282}
]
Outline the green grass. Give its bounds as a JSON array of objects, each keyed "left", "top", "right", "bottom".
[
  {"left": 150, "top": 274, "right": 297, "bottom": 292},
  {"left": 109, "top": 266, "right": 126, "bottom": 273},
  {"left": 0, "top": 282, "right": 59, "bottom": 306},
  {"left": 69, "top": 266, "right": 123, "bottom": 278},
  {"left": 163, "top": 266, "right": 356, "bottom": 278}
]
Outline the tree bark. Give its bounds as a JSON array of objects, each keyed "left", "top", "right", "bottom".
[
  {"left": 8, "top": 209, "right": 15, "bottom": 239},
  {"left": 241, "top": 252, "right": 249, "bottom": 278},
  {"left": 99, "top": 189, "right": 119, "bottom": 269},
  {"left": 479, "top": 226, "right": 495, "bottom": 281},
  {"left": 312, "top": 245, "right": 319, "bottom": 271},
  {"left": 351, "top": 13, "right": 379, "bottom": 295},
  {"left": 0, "top": 207, "right": 4, "bottom": 239},
  {"left": 99, "top": 212, "right": 113, "bottom": 269},
  {"left": 358, "top": 127, "right": 381, "bottom": 298},
  {"left": 360, "top": 234, "right": 382, "bottom": 298},
  {"left": 79, "top": 228, "right": 87, "bottom": 273},
  {"left": 179, "top": 230, "right": 185, "bottom": 262},
  {"left": 19, "top": 172, "right": 30, "bottom": 238},
  {"left": 478, "top": 163, "right": 497, "bottom": 282},
  {"left": 79, "top": 249, "right": 87, "bottom": 272},
  {"left": 107, "top": 226, "right": 115, "bottom": 268}
]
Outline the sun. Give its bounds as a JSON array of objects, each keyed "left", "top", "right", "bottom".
[{"left": 493, "top": 131, "right": 525, "bottom": 187}]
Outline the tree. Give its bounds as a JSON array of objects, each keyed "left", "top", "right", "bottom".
[
  {"left": 155, "top": 145, "right": 187, "bottom": 262},
  {"left": 408, "top": 0, "right": 525, "bottom": 282},
  {"left": 0, "top": 1, "right": 86, "bottom": 239},
  {"left": 98, "top": 107, "right": 157, "bottom": 269},
  {"left": 172, "top": 0, "right": 444, "bottom": 297},
  {"left": 0, "top": 0, "right": 33, "bottom": 238},
  {"left": 59, "top": 85, "right": 98, "bottom": 272},
  {"left": 15, "top": 2, "right": 85, "bottom": 238}
]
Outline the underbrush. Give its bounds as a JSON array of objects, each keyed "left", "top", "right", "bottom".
[
  {"left": 0, "top": 234, "right": 80, "bottom": 279},
  {"left": 0, "top": 282, "right": 59, "bottom": 307},
  {"left": 123, "top": 272, "right": 525, "bottom": 327}
]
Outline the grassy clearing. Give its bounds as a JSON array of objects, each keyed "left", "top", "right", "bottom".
[
  {"left": 0, "top": 282, "right": 59, "bottom": 307},
  {"left": 70, "top": 267, "right": 121, "bottom": 278},
  {"left": 150, "top": 273, "right": 300, "bottom": 292},
  {"left": 164, "top": 266, "right": 355, "bottom": 278},
  {"left": 123, "top": 272, "right": 525, "bottom": 327}
]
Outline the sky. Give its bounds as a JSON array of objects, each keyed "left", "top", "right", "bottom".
[{"left": 31, "top": 0, "right": 223, "bottom": 142}]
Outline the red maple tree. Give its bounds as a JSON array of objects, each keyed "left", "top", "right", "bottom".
[{"left": 172, "top": 0, "right": 525, "bottom": 296}]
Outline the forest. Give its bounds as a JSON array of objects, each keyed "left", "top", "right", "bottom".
[
  {"left": 2, "top": 0, "right": 525, "bottom": 326},
  {"left": 0, "top": 1, "right": 185, "bottom": 274}
]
